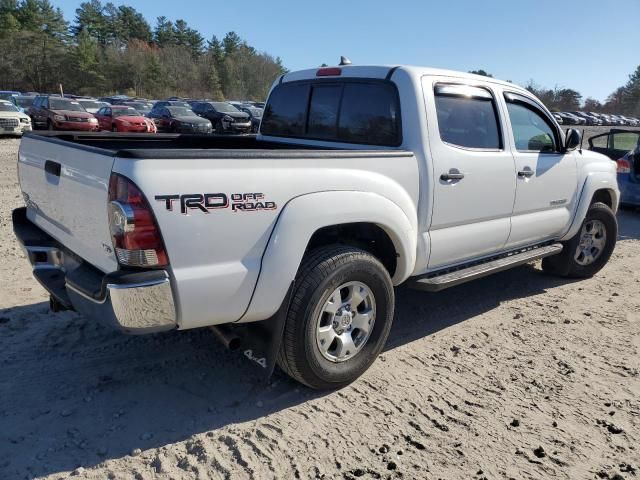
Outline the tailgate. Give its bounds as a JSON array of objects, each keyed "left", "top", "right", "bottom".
[{"left": 17, "top": 135, "right": 118, "bottom": 273}]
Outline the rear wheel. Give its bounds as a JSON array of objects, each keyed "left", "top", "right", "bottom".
[
  {"left": 277, "top": 246, "right": 394, "bottom": 389},
  {"left": 542, "top": 202, "right": 617, "bottom": 278}
]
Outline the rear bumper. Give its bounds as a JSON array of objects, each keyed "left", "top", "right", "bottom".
[{"left": 13, "top": 207, "right": 177, "bottom": 334}]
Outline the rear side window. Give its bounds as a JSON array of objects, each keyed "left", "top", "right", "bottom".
[
  {"left": 434, "top": 84, "right": 501, "bottom": 149},
  {"left": 262, "top": 81, "right": 401, "bottom": 146}
]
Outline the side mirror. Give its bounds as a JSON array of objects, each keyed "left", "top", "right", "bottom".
[{"left": 564, "top": 128, "right": 581, "bottom": 151}]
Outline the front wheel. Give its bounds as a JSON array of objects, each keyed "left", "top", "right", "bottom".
[
  {"left": 542, "top": 202, "right": 617, "bottom": 278},
  {"left": 277, "top": 246, "right": 394, "bottom": 389}
]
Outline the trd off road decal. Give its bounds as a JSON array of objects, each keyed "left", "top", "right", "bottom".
[{"left": 154, "top": 192, "right": 277, "bottom": 214}]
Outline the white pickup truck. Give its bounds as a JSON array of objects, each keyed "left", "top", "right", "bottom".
[{"left": 13, "top": 64, "right": 619, "bottom": 389}]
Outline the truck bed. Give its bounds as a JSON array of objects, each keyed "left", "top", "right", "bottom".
[{"left": 26, "top": 131, "right": 408, "bottom": 159}]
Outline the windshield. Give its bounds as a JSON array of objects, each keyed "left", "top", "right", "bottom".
[
  {"left": 78, "top": 100, "right": 103, "bottom": 109},
  {"left": 49, "top": 99, "right": 86, "bottom": 112},
  {"left": 113, "top": 107, "right": 140, "bottom": 117},
  {"left": 212, "top": 102, "right": 239, "bottom": 113},
  {"left": 166, "top": 107, "right": 193, "bottom": 116},
  {"left": 0, "top": 103, "right": 19, "bottom": 112},
  {"left": 0, "top": 93, "right": 17, "bottom": 101},
  {"left": 127, "top": 102, "right": 152, "bottom": 110},
  {"left": 16, "top": 97, "right": 35, "bottom": 108},
  {"left": 246, "top": 107, "right": 263, "bottom": 117}
]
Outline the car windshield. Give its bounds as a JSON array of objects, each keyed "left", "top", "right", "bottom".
[
  {"left": 0, "top": 93, "right": 17, "bottom": 101},
  {"left": 127, "top": 102, "right": 152, "bottom": 110},
  {"left": 245, "top": 107, "right": 263, "bottom": 117},
  {"left": 16, "top": 96, "right": 35, "bottom": 108},
  {"left": 78, "top": 100, "right": 103, "bottom": 109},
  {"left": 49, "top": 99, "right": 86, "bottom": 112},
  {"left": 0, "top": 102, "right": 19, "bottom": 112},
  {"left": 166, "top": 107, "right": 193, "bottom": 116},
  {"left": 211, "top": 102, "right": 239, "bottom": 113},
  {"left": 113, "top": 107, "right": 140, "bottom": 117}
]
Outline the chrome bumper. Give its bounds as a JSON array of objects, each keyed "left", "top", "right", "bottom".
[{"left": 14, "top": 207, "right": 177, "bottom": 334}]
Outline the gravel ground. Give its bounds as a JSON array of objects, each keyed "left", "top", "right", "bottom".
[{"left": 0, "top": 134, "right": 639, "bottom": 480}]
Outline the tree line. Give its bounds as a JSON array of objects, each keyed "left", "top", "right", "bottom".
[
  {"left": 0, "top": 0, "right": 286, "bottom": 100},
  {"left": 470, "top": 67, "right": 640, "bottom": 116}
]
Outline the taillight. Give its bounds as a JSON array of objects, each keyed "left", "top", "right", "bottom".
[
  {"left": 316, "top": 67, "right": 342, "bottom": 77},
  {"left": 108, "top": 173, "right": 168, "bottom": 267},
  {"left": 616, "top": 158, "right": 631, "bottom": 174}
]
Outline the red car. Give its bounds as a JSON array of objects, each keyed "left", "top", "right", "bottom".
[{"left": 94, "top": 105, "right": 157, "bottom": 133}]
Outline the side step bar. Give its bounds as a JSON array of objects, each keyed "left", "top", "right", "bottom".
[{"left": 410, "top": 243, "right": 563, "bottom": 292}]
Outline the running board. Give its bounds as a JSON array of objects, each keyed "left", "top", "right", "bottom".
[{"left": 410, "top": 243, "right": 563, "bottom": 292}]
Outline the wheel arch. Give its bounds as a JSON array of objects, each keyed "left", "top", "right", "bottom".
[
  {"left": 560, "top": 173, "right": 619, "bottom": 242},
  {"left": 238, "top": 190, "right": 417, "bottom": 323}
]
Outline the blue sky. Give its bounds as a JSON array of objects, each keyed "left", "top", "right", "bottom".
[{"left": 54, "top": 0, "right": 637, "bottom": 102}]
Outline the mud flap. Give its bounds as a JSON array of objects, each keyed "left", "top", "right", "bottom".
[{"left": 232, "top": 283, "right": 293, "bottom": 380}]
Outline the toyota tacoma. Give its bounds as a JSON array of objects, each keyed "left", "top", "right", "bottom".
[{"left": 13, "top": 64, "right": 619, "bottom": 389}]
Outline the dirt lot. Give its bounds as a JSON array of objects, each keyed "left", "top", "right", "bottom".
[{"left": 0, "top": 135, "right": 639, "bottom": 480}]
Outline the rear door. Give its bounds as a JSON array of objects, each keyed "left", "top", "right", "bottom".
[
  {"left": 589, "top": 130, "right": 640, "bottom": 160},
  {"left": 501, "top": 91, "right": 578, "bottom": 248},
  {"left": 423, "top": 78, "right": 516, "bottom": 269}
]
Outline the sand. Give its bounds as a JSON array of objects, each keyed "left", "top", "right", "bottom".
[{"left": 0, "top": 137, "right": 638, "bottom": 480}]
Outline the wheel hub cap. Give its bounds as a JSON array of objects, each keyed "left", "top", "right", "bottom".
[
  {"left": 575, "top": 219, "right": 607, "bottom": 266},
  {"left": 315, "top": 281, "right": 376, "bottom": 363}
]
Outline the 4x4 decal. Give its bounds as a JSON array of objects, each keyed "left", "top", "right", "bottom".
[{"left": 155, "top": 192, "right": 276, "bottom": 214}]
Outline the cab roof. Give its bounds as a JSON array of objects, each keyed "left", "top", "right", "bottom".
[{"left": 281, "top": 65, "right": 527, "bottom": 94}]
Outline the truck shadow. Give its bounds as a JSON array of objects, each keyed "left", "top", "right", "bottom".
[{"left": 0, "top": 264, "right": 577, "bottom": 478}]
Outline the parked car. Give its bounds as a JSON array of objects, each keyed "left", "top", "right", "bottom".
[
  {"left": 151, "top": 100, "right": 192, "bottom": 111},
  {"left": 237, "top": 104, "right": 263, "bottom": 132},
  {"left": 15, "top": 95, "right": 36, "bottom": 112},
  {"left": 28, "top": 95, "right": 99, "bottom": 131},
  {"left": 77, "top": 98, "right": 108, "bottom": 114},
  {"left": 570, "top": 111, "right": 602, "bottom": 126},
  {"left": 13, "top": 64, "right": 619, "bottom": 389},
  {"left": 0, "top": 100, "right": 32, "bottom": 136},
  {"left": 148, "top": 105, "right": 212, "bottom": 133},
  {"left": 552, "top": 112, "right": 564, "bottom": 125},
  {"left": 95, "top": 105, "right": 157, "bottom": 133},
  {"left": 191, "top": 101, "right": 252, "bottom": 134},
  {"left": 98, "top": 95, "right": 131, "bottom": 105},
  {"left": 122, "top": 101, "right": 154, "bottom": 116},
  {"left": 589, "top": 129, "right": 640, "bottom": 206},
  {"left": 560, "top": 112, "right": 586, "bottom": 125}
]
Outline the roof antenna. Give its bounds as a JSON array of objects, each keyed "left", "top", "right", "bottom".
[{"left": 339, "top": 56, "right": 352, "bottom": 66}]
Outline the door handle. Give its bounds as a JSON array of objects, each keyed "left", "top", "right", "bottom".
[
  {"left": 440, "top": 169, "right": 465, "bottom": 181},
  {"left": 44, "top": 160, "right": 61, "bottom": 177},
  {"left": 517, "top": 167, "right": 535, "bottom": 178}
]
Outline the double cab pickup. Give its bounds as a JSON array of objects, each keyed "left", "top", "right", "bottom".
[{"left": 14, "top": 64, "right": 619, "bottom": 389}]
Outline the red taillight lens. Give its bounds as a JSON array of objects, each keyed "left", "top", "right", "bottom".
[
  {"left": 316, "top": 67, "right": 342, "bottom": 77},
  {"left": 616, "top": 158, "right": 631, "bottom": 174},
  {"left": 108, "top": 174, "right": 168, "bottom": 267}
]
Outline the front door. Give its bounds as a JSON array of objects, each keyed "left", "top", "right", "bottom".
[
  {"left": 423, "top": 78, "right": 517, "bottom": 269},
  {"left": 501, "top": 91, "right": 578, "bottom": 248}
]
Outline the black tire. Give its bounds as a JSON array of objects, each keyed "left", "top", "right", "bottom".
[
  {"left": 112, "top": 125, "right": 118, "bottom": 132},
  {"left": 277, "top": 246, "right": 394, "bottom": 389},
  {"left": 542, "top": 202, "right": 617, "bottom": 278},
  {"left": 47, "top": 120, "right": 54, "bottom": 131}
]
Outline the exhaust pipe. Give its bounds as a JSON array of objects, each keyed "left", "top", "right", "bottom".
[{"left": 210, "top": 325, "right": 242, "bottom": 351}]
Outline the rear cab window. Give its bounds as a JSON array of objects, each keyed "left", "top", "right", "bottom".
[{"left": 261, "top": 80, "right": 401, "bottom": 146}]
